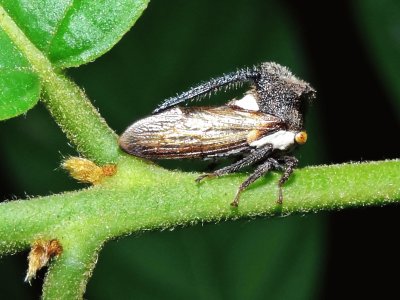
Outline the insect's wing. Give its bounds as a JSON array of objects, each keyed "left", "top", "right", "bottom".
[{"left": 119, "top": 106, "right": 285, "bottom": 159}]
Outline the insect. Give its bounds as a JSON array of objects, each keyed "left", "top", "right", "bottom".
[{"left": 119, "top": 62, "right": 316, "bottom": 206}]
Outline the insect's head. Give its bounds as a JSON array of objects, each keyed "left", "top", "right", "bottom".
[{"left": 255, "top": 62, "right": 316, "bottom": 131}]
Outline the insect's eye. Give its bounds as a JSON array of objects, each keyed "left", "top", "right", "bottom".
[{"left": 295, "top": 131, "right": 307, "bottom": 145}]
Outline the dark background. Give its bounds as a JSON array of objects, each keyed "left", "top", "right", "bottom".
[{"left": 1, "top": 0, "right": 399, "bottom": 299}]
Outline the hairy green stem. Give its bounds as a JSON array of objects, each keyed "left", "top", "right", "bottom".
[
  {"left": 0, "top": 159, "right": 398, "bottom": 298},
  {"left": 40, "top": 75, "right": 119, "bottom": 164},
  {"left": 0, "top": 6, "right": 119, "bottom": 164},
  {"left": 42, "top": 239, "right": 102, "bottom": 300},
  {"left": 1, "top": 159, "right": 399, "bottom": 253}
]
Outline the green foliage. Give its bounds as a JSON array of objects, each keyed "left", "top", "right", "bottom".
[
  {"left": 0, "top": 29, "right": 40, "bottom": 120},
  {"left": 0, "top": 0, "right": 149, "bottom": 120},
  {"left": 1, "top": 0, "right": 149, "bottom": 68}
]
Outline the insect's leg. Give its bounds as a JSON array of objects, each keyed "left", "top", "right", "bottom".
[
  {"left": 203, "top": 158, "right": 218, "bottom": 172},
  {"left": 231, "top": 158, "right": 276, "bottom": 207},
  {"left": 204, "top": 154, "right": 245, "bottom": 172},
  {"left": 195, "top": 144, "right": 273, "bottom": 183},
  {"left": 153, "top": 67, "right": 260, "bottom": 114},
  {"left": 276, "top": 156, "right": 298, "bottom": 204}
]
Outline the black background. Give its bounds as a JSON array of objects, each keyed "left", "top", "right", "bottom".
[{"left": 288, "top": 1, "right": 399, "bottom": 298}]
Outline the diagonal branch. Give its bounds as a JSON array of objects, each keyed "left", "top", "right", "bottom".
[{"left": 0, "top": 5, "right": 119, "bottom": 164}]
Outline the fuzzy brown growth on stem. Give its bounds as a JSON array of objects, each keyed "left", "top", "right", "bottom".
[
  {"left": 62, "top": 157, "right": 117, "bottom": 184},
  {"left": 25, "top": 239, "right": 63, "bottom": 284}
]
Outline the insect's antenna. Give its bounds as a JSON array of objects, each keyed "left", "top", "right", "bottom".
[{"left": 153, "top": 66, "right": 260, "bottom": 114}]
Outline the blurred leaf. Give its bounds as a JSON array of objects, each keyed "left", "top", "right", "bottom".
[
  {"left": 0, "top": 253, "right": 43, "bottom": 299},
  {"left": 354, "top": 0, "right": 400, "bottom": 115},
  {"left": 88, "top": 217, "right": 324, "bottom": 300},
  {"left": 0, "top": 29, "right": 40, "bottom": 120},
  {"left": 0, "top": 105, "right": 81, "bottom": 196}
]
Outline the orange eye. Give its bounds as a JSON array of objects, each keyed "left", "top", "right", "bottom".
[{"left": 295, "top": 131, "right": 307, "bottom": 145}]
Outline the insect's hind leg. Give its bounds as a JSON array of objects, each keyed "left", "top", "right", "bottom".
[
  {"left": 231, "top": 158, "right": 278, "bottom": 207},
  {"left": 195, "top": 144, "right": 273, "bottom": 183},
  {"left": 276, "top": 156, "right": 298, "bottom": 204},
  {"left": 203, "top": 154, "right": 245, "bottom": 172},
  {"left": 202, "top": 157, "right": 220, "bottom": 172}
]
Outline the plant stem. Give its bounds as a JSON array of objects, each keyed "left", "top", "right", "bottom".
[
  {"left": 0, "top": 159, "right": 398, "bottom": 298},
  {"left": 0, "top": 6, "right": 119, "bottom": 164},
  {"left": 42, "top": 238, "right": 102, "bottom": 300},
  {"left": 1, "top": 159, "right": 399, "bottom": 253},
  {"left": 41, "top": 75, "right": 120, "bottom": 164}
]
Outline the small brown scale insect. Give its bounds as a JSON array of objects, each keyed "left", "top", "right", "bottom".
[{"left": 119, "top": 62, "right": 316, "bottom": 206}]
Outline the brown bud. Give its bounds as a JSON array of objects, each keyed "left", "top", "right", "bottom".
[{"left": 62, "top": 157, "right": 116, "bottom": 185}]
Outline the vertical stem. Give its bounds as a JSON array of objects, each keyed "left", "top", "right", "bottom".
[
  {"left": 42, "top": 237, "right": 102, "bottom": 300},
  {"left": 0, "top": 5, "right": 119, "bottom": 164},
  {"left": 41, "top": 73, "right": 120, "bottom": 164}
]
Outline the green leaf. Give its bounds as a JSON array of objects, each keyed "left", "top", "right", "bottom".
[
  {"left": 354, "top": 0, "right": 400, "bottom": 115},
  {"left": 1, "top": 0, "right": 149, "bottom": 68},
  {"left": 0, "top": 29, "right": 40, "bottom": 120},
  {"left": 0, "top": 0, "right": 149, "bottom": 120}
]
